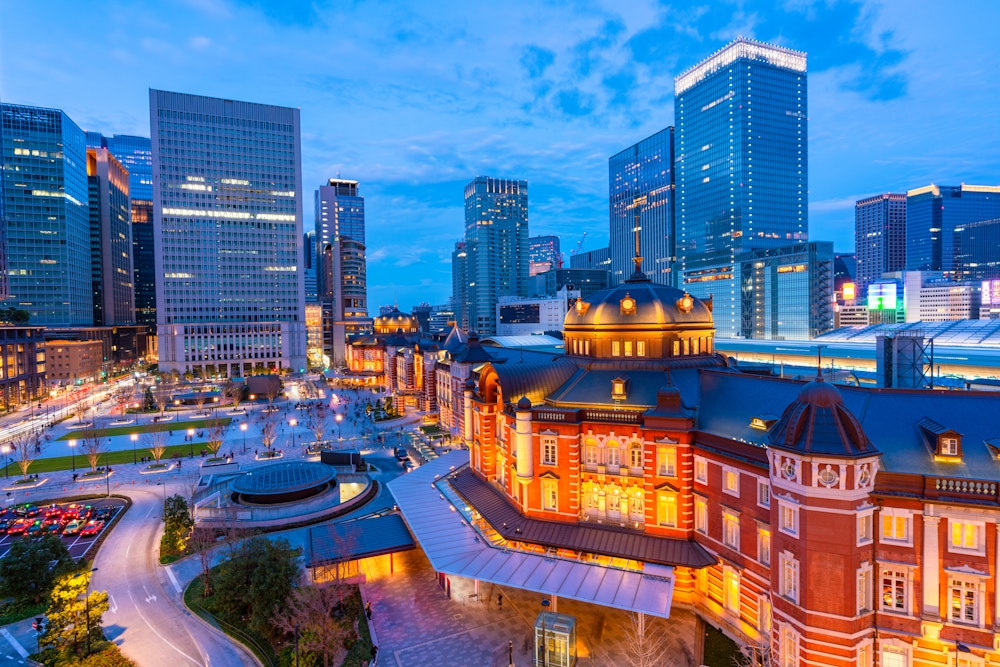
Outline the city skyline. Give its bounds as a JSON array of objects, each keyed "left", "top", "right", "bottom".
[{"left": 3, "top": 1, "right": 1000, "bottom": 310}]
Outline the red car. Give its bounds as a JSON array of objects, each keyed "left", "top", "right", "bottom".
[
  {"left": 79, "top": 520, "right": 104, "bottom": 537},
  {"left": 6, "top": 518, "right": 32, "bottom": 535},
  {"left": 42, "top": 505, "right": 63, "bottom": 520}
]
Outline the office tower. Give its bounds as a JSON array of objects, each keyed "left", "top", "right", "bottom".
[
  {"left": 87, "top": 148, "right": 135, "bottom": 325},
  {"left": 675, "top": 38, "right": 808, "bottom": 337},
  {"left": 528, "top": 235, "right": 560, "bottom": 276},
  {"left": 906, "top": 185, "right": 1000, "bottom": 274},
  {"left": 411, "top": 303, "right": 432, "bottom": 333},
  {"left": 528, "top": 268, "right": 609, "bottom": 301},
  {"left": 955, "top": 218, "right": 1000, "bottom": 280},
  {"left": 833, "top": 252, "right": 856, "bottom": 299},
  {"left": 570, "top": 246, "right": 611, "bottom": 270},
  {"left": 451, "top": 241, "right": 469, "bottom": 331},
  {"left": 149, "top": 89, "right": 306, "bottom": 377},
  {"left": 1, "top": 103, "right": 92, "bottom": 325},
  {"left": 855, "top": 194, "right": 906, "bottom": 299},
  {"left": 462, "top": 176, "right": 529, "bottom": 335},
  {"left": 608, "top": 126, "right": 675, "bottom": 285},
  {"left": 302, "top": 230, "right": 317, "bottom": 302},
  {"left": 315, "top": 179, "right": 365, "bottom": 298}
]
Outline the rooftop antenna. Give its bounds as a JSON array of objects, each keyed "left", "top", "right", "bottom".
[
  {"left": 815, "top": 344, "right": 827, "bottom": 380},
  {"left": 632, "top": 206, "right": 644, "bottom": 276}
]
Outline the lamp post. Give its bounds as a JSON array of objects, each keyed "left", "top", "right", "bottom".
[
  {"left": 240, "top": 422, "right": 248, "bottom": 454},
  {"left": 69, "top": 439, "right": 77, "bottom": 473},
  {"left": 103, "top": 450, "right": 110, "bottom": 497},
  {"left": 289, "top": 418, "right": 298, "bottom": 449},
  {"left": 130, "top": 433, "right": 138, "bottom": 465},
  {"left": 540, "top": 597, "right": 551, "bottom": 667},
  {"left": 336, "top": 413, "right": 343, "bottom": 445},
  {"left": 0, "top": 445, "right": 9, "bottom": 479},
  {"left": 187, "top": 428, "right": 194, "bottom": 458},
  {"left": 133, "top": 402, "right": 139, "bottom": 425}
]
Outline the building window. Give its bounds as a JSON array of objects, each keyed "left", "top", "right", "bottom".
[
  {"left": 541, "top": 437, "right": 557, "bottom": 466},
  {"left": 723, "top": 510, "right": 740, "bottom": 549},
  {"left": 779, "top": 624, "right": 799, "bottom": 667},
  {"left": 657, "top": 492, "right": 677, "bottom": 527},
  {"left": 694, "top": 456, "right": 708, "bottom": 483},
  {"left": 880, "top": 568, "right": 908, "bottom": 614},
  {"left": 606, "top": 445, "right": 621, "bottom": 468},
  {"left": 858, "top": 511, "right": 873, "bottom": 545},
  {"left": 857, "top": 562, "right": 873, "bottom": 613},
  {"left": 857, "top": 642, "right": 873, "bottom": 667},
  {"left": 584, "top": 441, "right": 598, "bottom": 466},
  {"left": 949, "top": 520, "right": 983, "bottom": 553},
  {"left": 758, "top": 527, "right": 771, "bottom": 565},
  {"left": 940, "top": 436, "right": 959, "bottom": 456},
  {"left": 722, "top": 466, "right": 739, "bottom": 496},
  {"left": 624, "top": 340, "right": 633, "bottom": 357},
  {"left": 779, "top": 502, "right": 798, "bottom": 537},
  {"left": 880, "top": 509, "right": 911, "bottom": 544},
  {"left": 694, "top": 497, "right": 707, "bottom": 534},
  {"left": 757, "top": 479, "right": 770, "bottom": 508},
  {"left": 723, "top": 566, "right": 740, "bottom": 614},
  {"left": 779, "top": 552, "right": 798, "bottom": 603},
  {"left": 629, "top": 443, "right": 643, "bottom": 469},
  {"left": 636, "top": 340, "right": 646, "bottom": 357},
  {"left": 611, "top": 340, "right": 621, "bottom": 357},
  {"left": 949, "top": 578, "right": 981, "bottom": 626},
  {"left": 657, "top": 446, "right": 676, "bottom": 477},
  {"left": 881, "top": 645, "right": 909, "bottom": 667},
  {"left": 542, "top": 480, "right": 558, "bottom": 511}
]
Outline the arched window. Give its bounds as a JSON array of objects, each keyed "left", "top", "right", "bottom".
[{"left": 630, "top": 442, "right": 644, "bottom": 469}]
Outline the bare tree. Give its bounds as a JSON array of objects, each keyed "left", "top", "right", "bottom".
[
  {"left": 264, "top": 379, "right": 282, "bottom": 409},
  {"left": 154, "top": 389, "right": 171, "bottom": 416},
  {"left": 733, "top": 632, "right": 774, "bottom": 667},
  {"left": 143, "top": 430, "right": 170, "bottom": 464},
  {"left": 194, "top": 392, "right": 208, "bottom": 415},
  {"left": 80, "top": 431, "right": 107, "bottom": 472},
  {"left": 223, "top": 380, "right": 243, "bottom": 410},
  {"left": 272, "top": 583, "right": 352, "bottom": 667},
  {"left": 620, "top": 612, "right": 670, "bottom": 667},
  {"left": 73, "top": 401, "right": 89, "bottom": 424},
  {"left": 9, "top": 432, "right": 40, "bottom": 479},
  {"left": 305, "top": 404, "right": 330, "bottom": 446},
  {"left": 189, "top": 526, "right": 218, "bottom": 597},
  {"left": 260, "top": 413, "right": 278, "bottom": 457},
  {"left": 205, "top": 419, "right": 227, "bottom": 458}
]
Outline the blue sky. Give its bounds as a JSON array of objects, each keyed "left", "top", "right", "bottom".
[{"left": 3, "top": 1, "right": 1000, "bottom": 312}]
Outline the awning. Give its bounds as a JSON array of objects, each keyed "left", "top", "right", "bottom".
[
  {"left": 307, "top": 513, "right": 415, "bottom": 568},
  {"left": 388, "top": 452, "right": 676, "bottom": 618}
]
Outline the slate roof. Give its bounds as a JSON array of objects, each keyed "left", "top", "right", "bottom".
[
  {"left": 306, "top": 513, "right": 415, "bottom": 567},
  {"left": 489, "top": 360, "right": 578, "bottom": 405},
  {"left": 545, "top": 362, "right": 724, "bottom": 409},
  {"left": 450, "top": 468, "right": 716, "bottom": 569},
  {"left": 697, "top": 369, "right": 1000, "bottom": 480},
  {"left": 767, "top": 379, "right": 877, "bottom": 458}
]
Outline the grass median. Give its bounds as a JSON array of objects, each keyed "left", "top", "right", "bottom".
[
  {"left": 55, "top": 416, "right": 233, "bottom": 440},
  {"left": 2, "top": 442, "right": 215, "bottom": 476}
]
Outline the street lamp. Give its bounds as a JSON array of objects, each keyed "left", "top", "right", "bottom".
[
  {"left": 289, "top": 418, "right": 298, "bottom": 449},
  {"left": 103, "top": 450, "right": 110, "bottom": 497},
  {"left": 0, "top": 445, "right": 9, "bottom": 479},
  {"left": 130, "top": 433, "right": 138, "bottom": 465},
  {"left": 69, "top": 439, "right": 77, "bottom": 473},
  {"left": 240, "top": 422, "right": 248, "bottom": 454},
  {"left": 187, "top": 428, "right": 195, "bottom": 458},
  {"left": 336, "top": 413, "right": 343, "bottom": 444}
]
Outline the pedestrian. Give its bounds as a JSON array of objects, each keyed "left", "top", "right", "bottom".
[
  {"left": 365, "top": 601, "right": 372, "bottom": 619},
  {"left": 497, "top": 593, "right": 503, "bottom": 610}
]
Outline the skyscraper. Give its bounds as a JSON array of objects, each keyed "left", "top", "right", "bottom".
[
  {"left": 1, "top": 103, "right": 92, "bottom": 325},
  {"left": 150, "top": 90, "right": 306, "bottom": 376},
  {"left": 609, "top": 126, "right": 675, "bottom": 286},
  {"left": 528, "top": 235, "right": 560, "bottom": 276},
  {"left": 86, "top": 147, "right": 135, "bottom": 325},
  {"left": 462, "top": 176, "right": 529, "bottom": 335},
  {"left": 315, "top": 179, "right": 365, "bottom": 298},
  {"left": 451, "top": 241, "right": 468, "bottom": 330},
  {"left": 906, "top": 184, "right": 1000, "bottom": 274},
  {"left": 855, "top": 193, "right": 906, "bottom": 299},
  {"left": 675, "top": 38, "right": 808, "bottom": 337}
]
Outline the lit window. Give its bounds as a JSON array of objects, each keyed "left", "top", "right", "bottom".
[
  {"left": 779, "top": 625, "right": 799, "bottom": 667},
  {"left": 636, "top": 340, "right": 646, "bottom": 357},
  {"left": 694, "top": 497, "right": 707, "bottom": 534},
  {"left": 629, "top": 443, "right": 643, "bottom": 469},
  {"left": 624, "top": 340, "right": 633, "bottom": 357},
  {"left": 657, "top": 446, "right": 677, "bottom": 477},
  {"left": 542, "top": 480, "right": 558, "bottom": 511},
  {"left": 940, "top": 437, "right": 959, "bottom": 456},
  {"left": 757, "top": 479, "right": 770, "bottom": 508},
  {"left": 880, "top": 509, "right": 910, "bottom": 544},
  {"left": 611, "top": 340, "right": 621, "bottom": 356},
  {"left": 606, "top": 444, "right": 621, "bottom": 468},
  {"left": 758, "top": 527, "right": 771, "bottom": 565},
  {"left": 694, "top": 456, "right": 708, "bottom": 483},
  {"left": 657, "top": 492, "right": 677, "bottom": 527},
  {"left": 858, "top": 512, "right": 873, "bottom": 545},
  {"left": 723, "top": 467, "right": 739, "bottom": 496},
  {"left": 880, "top": 568, "right": 908, "bottom": 613},
  {"left": 950, "top": 520, "right": 982, "bottom": 553},
  {"left": 950, "top": 578, "right": 981, "bottom": 626},
  {"left": 723, "top": 567, "right": 740, "bottom": 613},
  {"left": 541, "top": 437, "right": 557, "bottom": 466},
  {"left": 857, "top": 563, "right": 872, "bottom": 613},
  {"left": 779, "top": 553, "right": 799, "bottom": 602},
  {"left": 723, "top": 509, "right": 740, "bottom": 549}
]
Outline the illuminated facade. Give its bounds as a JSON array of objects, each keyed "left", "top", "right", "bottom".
[
  {"left": 675, "top": 38, "right": 808, "bottom": 337},
  {"left": 150, "top": 90, "right": 307, "bottom": 376},
  {"left": 608, "top": 126, "right": 675, "bottom": 286},
  {"left": 86, "top": 148, "right": 135, "bottom": 326},
  {"left": 856, "top": 193, "right": 907, "bottom": 300},
  {"left": 906, "top": 185, "right": 1000, "bottom": 274},
  {"left": 955, "top": 217, "right": 1000, "bottom": 281},
  {"left": 0, "top": 326, "right": 46, "bottom": 411},
  {"left": 0, "top": 103, "right": 92, "bottom": 325},
  {"left": 315, "top": 179, "right": 365, "bottom": 303},
  {"left": 528, "top": 235, "right": 560, "bottom": 276}
]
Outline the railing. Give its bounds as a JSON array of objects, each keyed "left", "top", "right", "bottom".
[
  {"left": 191, "top": 603, "right": 275, "bottom": 666},
  {"left": 932, "top": 477, "right": 999, "bottom": 499},
  {"left": 581, "top": 409, "right": 641, "bottom": 424}
]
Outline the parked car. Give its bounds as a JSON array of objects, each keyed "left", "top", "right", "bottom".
[
  {"left": 61, "top": 520, "right": 83, "bottom": 535},
  {"left": 79, "top": 520, "right": 104, "bottom": 537},
  {"left": 41, "top": 517, "right": 64, "bottom": 533},
  {"left": 5, "top": 518, "right": 31, "bottom": 535},
  {"left": 94, "top": 507, "right": 115, "bottom": 521},
  {"left": 25, "top": 521, "right": 45, "bottom": 538},
  {"left": 42, "top": 505, "right": 63, "bottom": 519},
  {"left": 13, "top": 504, "right": 40, "bottom": 517}
]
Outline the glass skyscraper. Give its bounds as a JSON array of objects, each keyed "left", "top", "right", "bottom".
[
  {"left": 150, "top": 90, "right": 306, "bottom": 376},
  {"left": 87, "top": 147, "right": 135, "bottom": 325},
  {"left": 528, "top": 235, "right": 560, "bottom": 276},
  {"left": 675, "top": 38, "right": 808, "bottom": 337},
  {"left": 608, "top": 126, "right": 674, "bottom": 286},
  {"left": 906, "top": 184, "right": 1000, "bottom": 274},
  {"left": 1, "top": 103, "right": 92, "bottom": 325},
  {"left": 315, "top": 178, "right": 365, "bottom": 299},
  {"left": 462, "top": 176, "right": 529, "bottom": 335},
  {"left": 855, "top": 193, "right": 906, "bottom": 299},
  {"left": 955, "top": 218, "right": 1000, "bottom": 280}
]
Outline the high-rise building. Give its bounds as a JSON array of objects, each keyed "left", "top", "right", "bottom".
[
  {"left": 1, "top": 103, "right": 92, "bottom": 325},
  {"left": 315, "top": 179, "right": 364, "bottom": 297},
  {"left": 906, "top": 184, "right": 1000, "bottom": 274},
  {"left": 451, "top": 241, "right": 468, "bottom": 331},
  {"left": 675, "top": 38, "right": 808, "bottom": 337},
  {"left": 955, "top": 218, "right": 1000, "bottom": 280},
  {"left": 86, "top": 148, "right": 135, "bottom": 325},
  {"left": 528, "top": 235, "right": 560, "bottom": 276},
  {"left": 609, "top": 126, "right": 675, "bottom": 285},
  {"left": 149, "top": 90, "right": 306, "bottom": 376},
  {"left": 87, "top": 133, "right": 156, "bottom": 328},
  {"left": 855, "top": 193, "right": 906, "bottom": 299},
  {"left": 462, "top": 176, "right": 529, "bottom": 335}
]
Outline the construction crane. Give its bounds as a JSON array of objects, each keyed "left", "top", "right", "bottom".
[{"left": 571, "top": 232, "right": 588, "bottom": 256}]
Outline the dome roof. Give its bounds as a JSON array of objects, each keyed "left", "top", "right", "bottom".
[
  {"left": 768, "top": 377, "right": 877, "bottom": 457},
  {"left": 564, "top": 276, "right": 712, "bottom": 329},
  {"left": 374, "top": 307, "right": 416, "bottom": 326}
]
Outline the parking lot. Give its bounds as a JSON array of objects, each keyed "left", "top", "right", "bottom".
[{"left": 0, "top": 497, "right": 126, "bottom": 560}]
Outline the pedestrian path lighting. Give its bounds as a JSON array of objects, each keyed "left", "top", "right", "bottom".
[
  {"left": 130, "top": 433, "right": 138, "bottom": 464},
  {"left": 69, "top": 439, "right": 77, "bottom": 473},
  {"left": 336, "top": 413, "right": 343, "bottom": 442},
  {"left": 290, "top": 418, "right": 298, "bottom": 448},
  {"left": 240, "top": 422, "right": 248, "bottom": 454},
  {"left": 188, "top": 428, "right": 195, "bottom": 457}
]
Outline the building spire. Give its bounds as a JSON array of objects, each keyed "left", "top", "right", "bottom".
[{"left": 627, "top": 199, "right": 649, "bottom": 282}]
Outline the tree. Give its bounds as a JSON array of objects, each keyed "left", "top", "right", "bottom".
[
  {"left": 264, "top": 379, "right": 283, "bottom": 408},
  {"left": 8, "top": 431, "right": 40, "bottom": 479},
  {"left": 194, "top": 392, "right": 208, "bottom": 414},
  {"left": 620, "top": 612, "right": 670, "bottom": 667},
  {"left": 0, "top": 535, "right": 73, "bottom": 604},
  {"left": 223, "top": 380, "right": 243, "bottom": 410},
  {"left": 143, "top": 430, "right": 170, "bottom": 464},
  {"left": 80, "top": 431, "right": 106, "bottom": 472},
  {"left": 205, "top": 419, "right": 227, "bottom": 458},
  {"left": 260, "top": 413, "right": 278, "bottom": 457},
  {"left": 305, "top": 405, "right": 330, "bottom": 445},
  {"left": 74, "top": 401, "right": 90, "bottom": 424},
  {"left": 273, "top": 584, "right": 352, "bottom": 667},
  {"left": 41, "top": 570, "right": 109, "bottom": 658},
  {"left": 733, "top": 630, "right": 774, "bottom": 667},
  {"left": 213, "top": 537, "right": 300, "bottom": 640},
  {"left": 142, "top": 386, "right": 156, "bottom": 411},
  {"left": 154, "top": 389, "right": 171, "bottom": 416},
  {"left": 162, "top": 494, "right": 194, "bottom": 555}
]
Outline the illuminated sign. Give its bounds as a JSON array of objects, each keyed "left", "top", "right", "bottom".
[
  {"left": 867, "top": 283, "right": 897, "bottom": 310},
  {"left": 843, "top": 282, "right": 856, "bottom": 301},
  {"left": 983, "top": 280, "right": 1000, "bottom": 306}
]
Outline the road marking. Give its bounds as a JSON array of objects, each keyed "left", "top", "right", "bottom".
[
  {"left": 0, "top": 628, "right": 27, "bottom": 658},
  {"left": 164, "top": 564, "right": 182, "bottom": 594},
  {"left": 142, "top": 585, "right": 158, "bottom": 603},
  {"left": 108, "top": 593, "right": 118, "bottom": 614},
  {"left": 126, "top": 585, "right": 202, "bottom": 665}
]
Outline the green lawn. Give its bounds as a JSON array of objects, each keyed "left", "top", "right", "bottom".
[
  {"left": 56, "top": 416, "right": 232, "bottom": 440},
  {"left": 3, "top": 442, "right": 215, "bottom": 477}
]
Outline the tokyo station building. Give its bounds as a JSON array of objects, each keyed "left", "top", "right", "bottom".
[{"left": 385, "top": 256, "right": 1000, "bottom": 667}]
